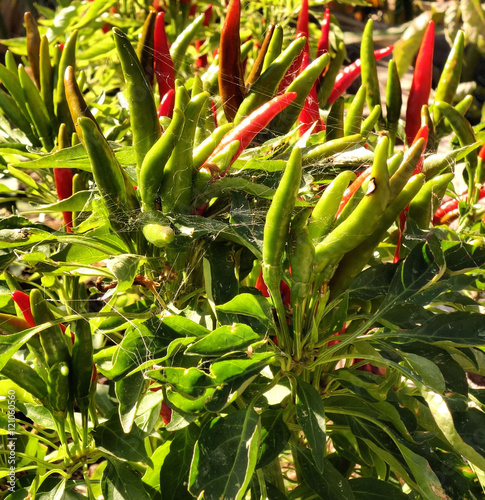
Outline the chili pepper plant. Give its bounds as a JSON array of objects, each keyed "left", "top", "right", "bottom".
[{"left": 0, "top": 0, "right": 485, "bottom": 498}]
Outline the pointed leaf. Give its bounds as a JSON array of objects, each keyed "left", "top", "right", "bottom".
[
  {"left": 116, "top": 371, "right": 145, "bottom": 434},
  {"left": 188, "top": 408, "right": 260, "bottom": 500},
  {"left": 349, "top": 478, "right": 409, "bottom": 499},
  {"left": 216, "top": 293, "right": 273, "bottom": 325},
  {"left": 257, "top": 409, "right": 291, "bottom": 468},
  {"left": 102, "top": 457, "right": 151, "bottom": 500}
]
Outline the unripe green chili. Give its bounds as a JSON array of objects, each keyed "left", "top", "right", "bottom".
[
  {"left": 18, "top": 65, "right": 54, "bottom": 151},
  {"left": 309, "top": 170, "right": 356, "bottom": 241},
  {"left": 0, "top": 63, "right": 30, "bottom": 122},
  {"left": 314, "top": 135, "right": 390, "bottom": 273},
  {"left": 262, "top": 24, "right": 283, "bottom": 72},
  {"left": 142, "top": 222, "right": 175, "bottom": 247},
  {"left": 71, "top": 319, "right": 93, "bottom": 407},
  {"left": 328, "top": 173, "right": 425, "bottom": 300},
  {"left": 387, "top": 151, "right": 404, "bottom": 177},
  {"left": 435, "top": 101, "right": 478, "bottom": 194},
  {"left": 269, "top": 52, "right": 330, "bottom": 135},
  {"left": 30, "top": 289, "right": 70, "bottom": 368},
  {"left": 139, "top": 108, "right": 185, "bottom": 212},
  {"left": 318, "top": 41, "right": 346, "bottom": 108},
  {"left": 24, "top": 12, "right": 41, "bottom": 89},
  {"left": 302, "top": 134, "right": 363, "bottom": 166},
  {"left": 4, "top": 50, "right": 16, "bottom": 73},
  {"left": 389, "top": 137, "right": 425, "bottom": 202},
  {"left": 246, "top": 24, "right": 275, "bottom": 90},
  {"left": 1, "top": 357, "right": 48, "bottom": 400},
  {"left": 344, "top": 85, "right": 366, "bottom": 136},
  {"left": 0, "top": 89, "right": 38, "bottom": 146},
  {"left": 160, "top": 91, "right": 209, "bottom": 213},
  {"left": 386, "top": 59, "right": 402, "bottom": 152},
  {"left": 408, "top": 172, "right": 454, "bottom": 228},
  {"left": 325, "top": 96, "right": 344, "bottom": 142},
  {"left": 360, "top": 19, "right": 381, "bottom": 111},
  {"left": 193, "top": 123, "right": 234, "bottom": 169},
  {"left": 113, "top": 27, "right": 161, "bottom": 170},
  {"left": 234, "top": 36, "right": 307, "bottom": 124},
  {"left": 55, "top": 30, "right": 78, "bottom": 138},
  {"left": 263, "top": 147, "right": 302, "bottom": 349},
  {"left": 48, "top": 361, "right": 70, "bottom": 414},
  {"left": 360, "top": 104, "right": 381, "bottom": 139},
  {"left": 136, "top": 11, "right": 156, "bottom": 87},
  {"left": 170, "top": 13, "right": 205, "bottom": 74},
  {"left": 40, "top": 35, "right": 55, "bottom": 128}
]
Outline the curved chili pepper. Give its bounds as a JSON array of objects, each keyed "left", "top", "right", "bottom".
[
  {"left": 325, "top": 96, "right": 344, "bottom": 142},
  {"left": 327, "top": 45, "right": 393, "bottom": 104},
  {"left": 336, "top": 166, "right": 372, "bottom": 218},
  {"left": 296, "top": 0, "right": 310, "bottom": 54},
  {"left": 201, "top": 92, "right": 297, "bottom": 175},
  {"left": 218, "top": 0, "right": 245, "bottom": 121},
  {"left": 298, "top": 52, "right": 324, "bottom": 136},
  {"left": 54, "top": 123, "right": 73, "bottom": 233},
  {"left": 344, "top": 85, "right": 366, "bottom": 136},
  {"left": 24, "top": 12, "right": 41, "bottom": 89},
  {"left": 317, "top": 8, "right": 331, "bottom": 58},
  {"left": 154, "top": 11, "right": 175, "bottom": 101},
  {"left": 360, "top": 19, "right": 381, "bottom": 111},
  {"left": 262, "top": 24, "right": 283, "bottom": 72},
  {"left": 245, "top": 24, "right": 275, "bottom": 91},
  {"left": 39, "top": 35, "right": 55, "bottom": 129},
  {"left": 385, "top": 59, "right": 402, "bottom": 153},
  {"left": 405, "top": 20, "right": 434, "bottom": 145},
  {"left": 11, "top": 290, "right": 35, "bottom": 327},
  {"left": 158, "top": 88, "right": 175, "bottom": 118}
]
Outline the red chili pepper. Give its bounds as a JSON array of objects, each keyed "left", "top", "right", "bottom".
[
  {"left": 327, "top": 45, "right": 394, "bottom": 104},
  {"left": 328, "top": 322, "right": 346, "bottom": 347},
  {"left": 296, "top": 0, "right": 310, "bottom": 55},
  {"left": 201, "top": 92, "right": 297, "bottom": 175},
  {"left": 336, "top": 166, "right": 372, "bottom": 217},
  {"left": 154, "top": 11, "right": 175, "bottom": 102},
  {"left": 157, "top": 88, "right": 175, "bottom": 118},
  {"left": 211, "top": 100, "right": 218, "bottom": 128},
  {"left": 195, "top": 4, "right": 212, "bottom": 69},
  {"left": 317, "top": 8, "right": 330, "bottom": 58},
  {"left": 160, "top": 400, "right": 172, "bottom": 425},
  {"left": 12, "top": 291, "right": 36, "bottom": 327},
  {"left": 411, "top": 121, "right": 429, "bottom": 175},
  {"left": 298, "top": 52, "right": 325, "bottom": 136},
  {"left": 54, "top": 168, "right": 74, "bottom": 233},
  {"left": 405, "top": 20, "right": 434, "bottom": 145},
  {"left": 433, "top": 186, "right": 485, "bottom": 225},
  {"left": 255, "top": 269, "right": 290, "bottom": 306},
  {"left": 479, "top": 142, "right": 485, "bottom": 161}
]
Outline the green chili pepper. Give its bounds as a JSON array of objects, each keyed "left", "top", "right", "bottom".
[
  {"left": 4, "top": 50, "right": 16, "bottom": 73},
  {"left": 408, "top": 172, "right": 454, "bottom": 228},
  {"left": 39, "top": 35, "right": 55, "bottom": 129},
  {"left": 65, "top": 65, "right": 101, "bottom": 143},
  {"left": 302, "top": 134, "right": 363, "bottom": 166},
  {"left": 30, "top": 289, "right": 70, "bottom": 368},
  {"left": 344, "top": 85, "right": 366, "bottom": 136},
  {"left": 328, "top": 173, "right": 425, "bottom": 300},
  {"left": 314, "top": 135, "right": 390, "bottom": 274},
  {"left": 1, "top": 357, "right": 48, "bottom": 400},
  {"left": 389, "top": 137, "right": 425, "bottom": 201},
  {"left": 234, "top": 36, "right": 307, "bottom": 124},
  {"left": 360, "top": 104, "right": 381, "bottom": 139},
  {"left": 24, "top": 12, "right": 41, "bottom": 89},
  {"left": 269, "top": 52, "right": 330, "bottom": 135},
  {"left": 71, "top": 173, "right": 85, "bottom": 229},
  {"left": 360, "top": 19, "right": 381, "bottom": 111},
  {"left": 193, "top": 123, "right": 234, "bottom": 169},
  {"left": 170, "top": 13, "right": 205, "bottom": 74},
  {"left": 385, "top": 60, "right": 402, "bottom": 152},
  {"left": 435, "top": 101, "right": 477, "bottom": 194},
  {"left": 48, "top": 361, "right": 70, "bottom": 414},
  {"left": 55, "top": 30, "right": 78, "bottom": 138},
  {"left": 309, "top": 170, "right": 356, "bottom": 241},
  {"left": 160, "top": 91, "right": 209, "bottom": 214},
  {"left": 318, "top": 41, "right": 346, "bottom": 108},
  {"left": 142, "top": 221, "right": 175, "bottom": 247},
  {"left": 325, "top": 96, "right": 344, "bottom": 142},
  {"left": 139, "top": 108, "right": 185, "bottom": 212},
  {"left": 263, "top": 147, "right": 302, "bottom": 349},
  {"left": 136, "top": 11, "right": 156, "bottom": 87},
  {"left": 0, "top": 63, "right": 30, "bottom": 122},
  {"left": 0, "top": 312, "right": 31, "bottom": 334},
  {"left": 113, "top": 27, "right": 161, "bottom": 170},
  {"left": 18, "top": 65, "right": 54, "bottom": 151},
  {"left": 387, "top": 150, "right": 404, "bottom": 177},
  {"left": 262, "top": 24, "right": 283, "bottom": 72}
]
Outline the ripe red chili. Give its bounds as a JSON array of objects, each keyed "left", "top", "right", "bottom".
[
  {"left": 158, "top": 88, "right": 175, "bottom": 118},
  {"left": 317, "top": 8, "right": 331, "bottom": 58},
  {"left": 54, "top": 168, "right": 74, "bottom": 233},
  {"left": 298, "top": 52, "right": 325, "bottom": 136},
  {"left": 154, "top": 11, "right": 175, "bottom": 102}
]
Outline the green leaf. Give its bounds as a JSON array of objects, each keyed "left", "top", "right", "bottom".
[
  {"left": 185, "top": 323, "right": 261, "bottom": 356},
  {"left": 216, "top": 293, "right": 273, "bottom": 325},
  {"left": 106, "top": 254, "right": 141, "bottom": 294},
  {"left": 296, "top": 378, "right": 326, "bottom": 473},
  {"left": 401, "top": 352, "right": 446, "bottom": 393},
  {"left": 116, "top": 371, "right": 146, "bottom": 434},
  {"left": 153, "top": 366, "right": 213, "bottom": 398},
  {"left": 92, "top": 414, "right": 153, "bottom": 467},
  {"left": 188, "top": 408, "right": 260, "bottom": 500},
  {"left": 349, "top": 478, "right": 408, "bottom": 499},
  {"left": 69, "top": 0, "right": 118, "bottom": 30},
  {"left": 101, "top": 457, "right": 151, "bottom": 500},
  {"left": 258, "top": 409, "right": 291, "bottom": 468},
  {"left": 22, "top": 191, "right": 92, "bottom": 214},
  {"left": 461, "top": 0, "right": 485, "bottom": 54},
  {"left": 0, "top": 329, "right": 38, "bottom": 371},
  {"left": 296, "top": 447, "right": 355, "bottom": 500},
  {"left": 349, "top": 263, "right": 398, "bottom": 300}
]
